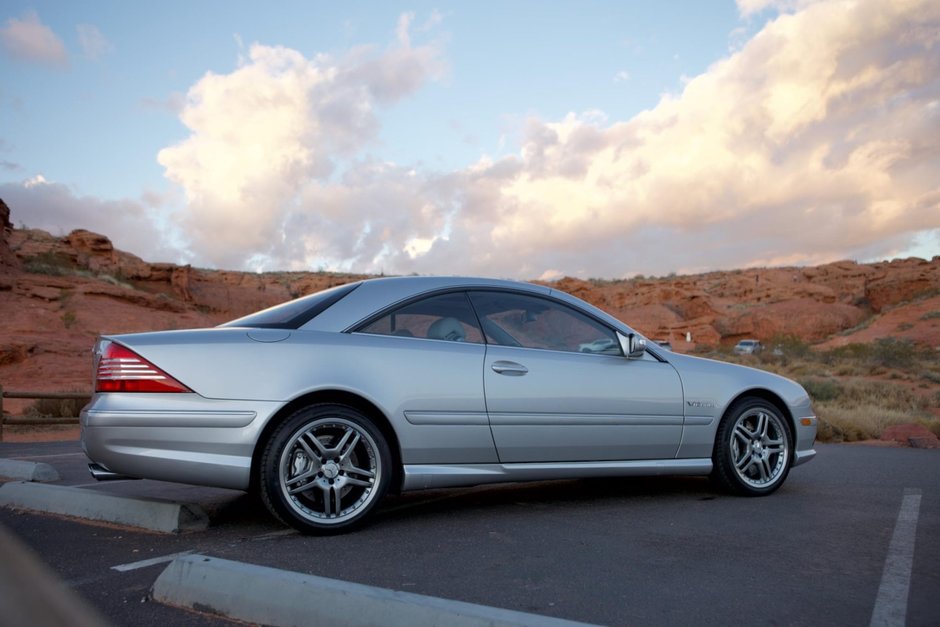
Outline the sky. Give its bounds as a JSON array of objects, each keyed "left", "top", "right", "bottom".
[{"left": 1, "top": 0, "right": 938, "bottom": 280}]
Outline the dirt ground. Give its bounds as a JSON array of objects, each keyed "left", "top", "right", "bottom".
[{"left": 0, "top": 424, "right": 80, "bottom": 443}]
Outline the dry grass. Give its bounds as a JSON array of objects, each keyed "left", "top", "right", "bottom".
[
  {"left": 700, "top": 337, "right": 940, "bottom": 442},
  {"left": 24, "top": 395, "right": 91, "bottom": 419}
]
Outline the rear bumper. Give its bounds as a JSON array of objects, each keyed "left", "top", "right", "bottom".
[{"left": 81, "top": 393, "right": 283, "bottom": 491}]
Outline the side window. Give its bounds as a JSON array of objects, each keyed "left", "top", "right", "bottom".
[
  {"left": 357, "top": 292, "right": 484, "bottom": 344},
  {"left": 468, "top": 291, "right": 621, "bottom": 355}
]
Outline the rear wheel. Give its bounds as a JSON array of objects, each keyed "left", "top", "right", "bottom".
[
  {"left": 712, "top": 398, "right": 792, "bottom": 496},
  {"left": 259, "top": 404, "right": 391, "bottom": 534}
]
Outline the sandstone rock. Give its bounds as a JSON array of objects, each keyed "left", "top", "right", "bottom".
[
  {"left": 0, "top": 342, "right": 33, "bottom": 366},
  {"left": 0, "top": 196, "right": 20, "bottom": 268},
  {"left": 880, "top": 424, "right": 940, "bottom": 448}
]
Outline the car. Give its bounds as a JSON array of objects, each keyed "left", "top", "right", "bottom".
[
  {"left": 578, "top": 337, "right": 618, "bottom": 354},
  {"left": 733, "top": 339, "right": 764, "bottom": 355},
  {"left": 81, "top": 276, "right": 817, "bottom": 534}
]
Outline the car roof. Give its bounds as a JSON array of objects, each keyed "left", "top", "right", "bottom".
[{"left": 303, "top": 276, "right": 554, "bottom": 332}]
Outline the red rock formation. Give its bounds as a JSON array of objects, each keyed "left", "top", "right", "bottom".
[
  {"left": 0, "top": 197, "right": 19, "bottom": 270},
  {"left": 0, "top": 198, "right": 938, "bottom": 396}
]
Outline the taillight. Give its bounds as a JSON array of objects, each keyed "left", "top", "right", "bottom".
[{"left": 95, "top": 342, "right": 192, "bottom": 393}]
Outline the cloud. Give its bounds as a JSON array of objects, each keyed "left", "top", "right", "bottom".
[
  {"left": 157, "top": 14, "right": 446, "bottom": 269},
  {"left": 416, "top": 0, "right": 940, "bottom": 278},
  {"left": 0, "top": 10, "right": 68, "bottom": 67},
  {"left": 76, "top": 23, "right": 112, "bottom": 59},
  {"left": 0, "top": 177, "right": 176, "bottom": 263},
  {"left": 154, "top": 1, "right": 939, "bottom": 278}
]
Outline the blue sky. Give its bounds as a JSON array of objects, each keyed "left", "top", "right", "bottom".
[{"left": 1, "top": 1, "right": 938, "bottom": 278}]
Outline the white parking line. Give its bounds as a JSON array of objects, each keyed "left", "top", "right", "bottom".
[
  {"left": 111, "top": 551, "right": 194, "bottom": 572},
  {"left": 869, "top": 488, "right": 922, "bottom": 627}
]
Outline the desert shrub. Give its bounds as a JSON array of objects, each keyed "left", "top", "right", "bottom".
[
  {"left": 24, "top": 395, "right": 91, "bottom": 418},
  {"left": 810, "top": 379, "right": 932, "bottom": 442},
  {"left": 823, "top": 339, "right": 920, "bottom": 371},
  {"left": 815, "top": 405, "right": 917, "bottom": 442},
  {"left": 921, "top": 310, "right": 940, "bottom": 320},
  {"left": 61, "top": 311, "right": 76, "bottom": 328},
  {"left": 768, "top": 334, "right": 811, "bottom": 359},
  {"left": 799, "top": 377, "right": 841, "bottom": 402},
  {"left": 98, "top": 274, "right": 135, "bottom": 290},
  {"left": 22, "top": 252, "right": 76, "bottom": 276}
]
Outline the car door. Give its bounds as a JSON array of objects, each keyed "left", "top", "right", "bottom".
[
  {"left": 468, "top": 290, "right": 684, "bottom": 463},
  {"left": 354, "top": 291, "right": 494, "bottom": 464}
]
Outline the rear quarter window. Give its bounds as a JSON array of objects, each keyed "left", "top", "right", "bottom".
[{"left": 222, "top": 282, "right": 361, "bottom": 329}]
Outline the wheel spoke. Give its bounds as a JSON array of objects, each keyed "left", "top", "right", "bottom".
[
  {"left": 303, "top": 432, "right": 329, "bottom": 458},
  {"left": 332, "top": 486, "right": 343, "bottom": 516},
  {"left": 286, "top": 467, "right": 317, "bottom": 487},
  {"left": 757, "top": 458, "right": 772, "bottom": 482},
  {"left": 320, "top": 484, "right": 334, "bottom": 516},
  {"left": 339, "top": 432, "right": 361, "bottom": 462},
  {"left": 344, "top": 464, "right": 375, "bottom": 479},
  {"left": 735, "top": 452, "right": 753, "bottom": 472},
  {"left": 733, "top": 424, "right": 752, "bottom": 444},
  {"left": 343, "top": 476, "right": 372, "bottom": 488},
  {"left": 287, "top": 478, "right": 320, "bottom": 495},
  {"left": 329, "top": 427, "right": 355, "bottom": 457},
  {"left": 756, "top": 412, "right": 768, "bottom": 438}
]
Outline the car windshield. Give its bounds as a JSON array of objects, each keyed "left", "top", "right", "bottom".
[{"left": 221, "top": 282, "right": 361, "bottom": 329}]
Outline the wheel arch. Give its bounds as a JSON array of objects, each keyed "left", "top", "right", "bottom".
[
  {"left": 250, "top": 389, "right": 404, "bottom": 494},
  {"left": 723, "top": 388, "right": 795, "bottom": 439}
]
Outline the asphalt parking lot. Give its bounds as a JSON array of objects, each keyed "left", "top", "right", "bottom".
[{"left": 1, "top": 440, "right": 938, "bottom": 626}]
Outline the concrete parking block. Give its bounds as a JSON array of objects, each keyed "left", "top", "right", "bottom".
[
  {"left": 0, "top": 482, "right": 208, "bottom": 533},
  {"left": 0, "top": 459, "right": 60, "bottom": 482},
  {"left": 152, "top": 554, "right": 595, "bottom": 627}
]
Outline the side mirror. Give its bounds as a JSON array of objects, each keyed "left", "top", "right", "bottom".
[{"left": 617, "top": 332, "right": 647, "bottom": 359}]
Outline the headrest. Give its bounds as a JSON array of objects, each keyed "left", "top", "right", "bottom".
[{"left": 427, "top": 317, "right": 465, "bottom": 342}]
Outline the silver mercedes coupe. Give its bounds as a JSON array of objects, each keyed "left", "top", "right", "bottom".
[{"left": 81, "top": 276, "right": 817, "bottom": 533}]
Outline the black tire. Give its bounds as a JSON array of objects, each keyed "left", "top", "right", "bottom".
[
  {"left": 259, "top": 404, "right": 392, "bottom": 534},
  {"left": 712, "top": 397, "right": 792, "bottom": 496}
]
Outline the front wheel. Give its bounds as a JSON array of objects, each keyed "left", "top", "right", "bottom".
[
  {"left": 259, "top": 404, "right": 392, "bottom": 534},
  {"left": 712, "top": 398, "right": 792, "bottom": 496}
]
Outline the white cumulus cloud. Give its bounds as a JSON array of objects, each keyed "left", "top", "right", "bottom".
[
  {"left": 157, "top": 17, "right": 445, "bottom": 270},
  {"left": 155, "top": 0, "right": 940, "bottom": 278}
]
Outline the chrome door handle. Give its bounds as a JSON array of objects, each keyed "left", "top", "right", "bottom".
[{"left": 491, "top": 360, "right": 528, "bottom": 376}]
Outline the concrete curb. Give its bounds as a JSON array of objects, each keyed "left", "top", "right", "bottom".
[
  {"left": 152, "top": 554, "right": 595, "bottom": 627},
  {"left": 0, "top": 459, "right": 60, "bottom": 482},
  {"left": 0, "top": 482, "right": 209, "bottom": 533}
]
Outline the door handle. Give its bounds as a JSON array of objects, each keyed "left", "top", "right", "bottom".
[{"left": 491, "top": 360, "right": 528, "bottom": 376}]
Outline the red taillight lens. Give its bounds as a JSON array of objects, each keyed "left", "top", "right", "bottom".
[{"left": 95, "top": 342, "right": 192, "bottom": 393}]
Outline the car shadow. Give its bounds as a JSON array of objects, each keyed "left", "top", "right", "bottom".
[{"left": 374, "top": 475, "right": 720, "bottom": 526}]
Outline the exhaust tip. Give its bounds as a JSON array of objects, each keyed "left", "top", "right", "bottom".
[{"left": 87, "top": 462, "right": 139, "bottom": 482}]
